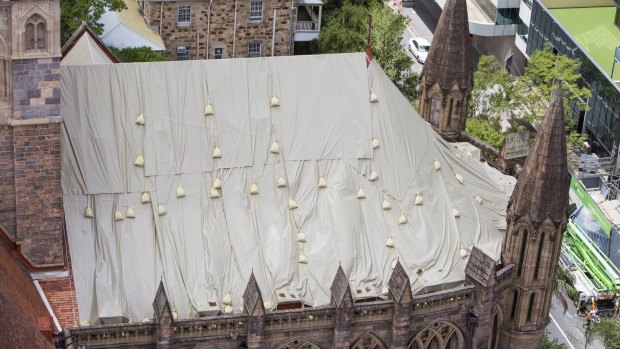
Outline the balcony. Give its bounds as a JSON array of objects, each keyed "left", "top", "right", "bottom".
[{"left": 294, "top": 0, "right": 322, "bottom": 42}]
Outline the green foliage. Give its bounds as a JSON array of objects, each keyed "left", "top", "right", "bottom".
[
  {"left": 542, "top": 330, "right": 568, "bottom": 349},
  {"left": 318, "top": 2, "right": 368, "bottom": 54},
  {"left": 61, "top": 0, "right": 127, "bottom": 45},
  {"left": 469, "top": 49, "right": 592, "bottom": 150},
  {"left": 555, "top": 266, "right": 579, "bottom": 303},
  {"left": 521, "top": 44, "right": 592, "bottom": 123},
  {"left": 542, "top": 330, "right": 567, "bottom": 349},
  {"left": 109, "top": 46, "right": 169, "bottom": 63},
  {"left": 470, "top": 55, "right": 522, "bottom": 120},
  {"left": 465, "top": 116, "right": 504, "bottom": 149},
  {"left": 587, "top": 318, "right": 620, "bottom": 349},
  {"left": 318, "top": 2, "right": 418, "bottom": 101}
]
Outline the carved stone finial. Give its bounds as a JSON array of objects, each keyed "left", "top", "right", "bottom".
[
  {"left": 243, "top": 272, "right": 265, "bottom": 316},
  {"left": 330, "top": 265, "right": 353, "bottom": 308},
  {"left": 388, "top": 261, "right": 412, "bottom": 303},
  {"left": 152, "top": 280, "right": 173, "bottom": 323}
]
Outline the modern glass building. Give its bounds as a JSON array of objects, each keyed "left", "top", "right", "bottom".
[{"left": 516, "top": 0, "right": 620, "bottom": 156}]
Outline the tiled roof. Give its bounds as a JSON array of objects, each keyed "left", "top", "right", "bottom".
[{"left": 0, "top": 238, "right": 54, "bottom": 348}]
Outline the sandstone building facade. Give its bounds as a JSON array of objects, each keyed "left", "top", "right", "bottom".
[{"left": 138, "top": 0, "right": 322, "bottom": 60}]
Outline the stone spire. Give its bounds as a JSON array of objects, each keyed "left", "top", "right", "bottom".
[
  {"left": 420, "top": 0, "right": 472, "bottom": 92},
  {"left": 499, "top": 86, "right": 569, "bottom": 349},
  {"left": 418, "top": 0, "right": 473, "bottom": 137},
  {"left": 508, "top": 86, "right": 568, "bottom": 226}
]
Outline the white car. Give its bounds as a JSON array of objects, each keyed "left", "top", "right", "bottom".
[{"left": 409, "top": 37, "right": 431, "bottom": 64}]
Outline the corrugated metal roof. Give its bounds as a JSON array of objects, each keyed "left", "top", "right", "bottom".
[{"left": 297, "top": 0, "right": 323, "bottom": 5}]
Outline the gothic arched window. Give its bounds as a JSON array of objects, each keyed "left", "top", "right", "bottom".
[
  {"left": 517, "top": 229, "right": 528, "bottom": 276},
  {"left": 526, "top": 293, "right": 536, "bottom": 323},
  {"left": 510, "top": 289, "right": 518, "bottom": 320},
  {"left": 25, "top": 14, "right": 46, "bottom": 51},
  {"left": 534, "top": 233, "right": 545, "bottom": 280},
  {"left": 275, "top": 338, "right": 321, "bottom": 349},
  {"left": 351, "top": 333, "right": 386, "bottom": 349},
  {"left": 408, "top": 321, "right": 465, "bottom": 349}
]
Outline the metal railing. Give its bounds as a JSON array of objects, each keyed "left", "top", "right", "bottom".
[{"left": 295, "top": 21, "right": 319, "bottom": 31}]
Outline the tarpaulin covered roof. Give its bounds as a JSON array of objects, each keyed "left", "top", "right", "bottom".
[{"left": 61, "top": 53, "right": 514, "bottom": 323}]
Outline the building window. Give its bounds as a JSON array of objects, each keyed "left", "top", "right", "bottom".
[
  {"left": 517, "top": 229, "right": 528, "bottom": 276},
  {"left": 177, "top": 5, "right": 191, "bottom": 26},
  {"left": 510, "top": 290, "right": 518, "bottom": 319},
  {"left": 249, "top": 1, "right": 264, "bottom": 22},
  {"left": 429, "top": 96, "right": 441, "bottom": 125},
  {"left": 447, "top": 98, "right": 454, "bottom": 127},
  {"left": 526, "top": 293, "right": 536, "bottom": 322},
  {"left": 214, "top": 48, "right": 224, "bottom": 59},
  {"left": 248, "top": 42, "right": 261, "bottom": 58},
  {"left": 0, "top": 59, "right": 10, "bottom": 101},
  {"left": 534, "top": 233, "right": 545, "bottom": 280},
  {"left": 177, "top": 46, "right": 190, "bottom": 61},
  {"left": 25, "top": 15, "right": 46, "bottom": 51}
]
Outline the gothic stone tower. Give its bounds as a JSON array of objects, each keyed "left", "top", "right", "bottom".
[
  {"left": 418, "top": 0, "right": 472, "bottom": 138},
  {"left": 0, "top": 0, "right": 63, "bottom": 267},
  {"left": 499, "top": 87, "right": 569, "bottom": 348}
]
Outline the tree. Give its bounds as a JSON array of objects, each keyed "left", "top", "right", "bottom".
[
  {"left": 587, "top": 318, "right": 620, "bottom": 349},
  {"left": 469, "top": 55, "right": 523, "bottom": 120},
  {"left": 521, "top": 44, "right": 591, "bottom": 124},
  {"left": 109, "top": 46, "right": 169, "bottom": 63},
  {"left": 318, "top": 2, "right": 368, "bottom": 54},
  {"left": 318, "top": 2, "right": 418, "bottom": 101},
  {"left": 464, "top": 116, "right": 504, "bottom": 149},
  {"left": 61, "top": 0, "right": 127, "bottom": 45}
]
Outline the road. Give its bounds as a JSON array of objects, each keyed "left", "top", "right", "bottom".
[
  {"left": 547, "top": 289, "right": 604, "bottom": 349},
  {"left": 388, "top": 1, "right": 439, "bottom": 74}
]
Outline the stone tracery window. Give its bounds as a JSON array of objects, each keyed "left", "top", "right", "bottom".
[
  {"left": 408, "top": 321, "right": 465, "bottom": 349},
  {"left": 25, "top": 14, "right": 46, "bottom": 51},
  {"left": 275, "top": 338, "right": 321, "bottom": 349},
  {"left": 351, "top": 333, "right": 386, "bottom": 349}
]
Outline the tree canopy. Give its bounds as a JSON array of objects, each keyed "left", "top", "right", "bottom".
[
  {"left": 109, "top": 46, "right": 169, "bottom": 63},
  {"left": 317, "top": 1, "right": 418, "bottom": 101},
  {"left": 466, "top": 47, "right": 591, "bottom": 150},
  {"left": 61, "top": 0, "right": 127, "bottom": 45}
]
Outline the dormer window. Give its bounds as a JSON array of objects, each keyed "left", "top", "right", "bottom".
[{"left": 25, "top": 14, "right": 46, "bottom": 51}]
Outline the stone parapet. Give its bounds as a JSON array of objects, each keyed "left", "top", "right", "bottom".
[{"left": 65, "top": 278, "right": 477, "bottom": 348}]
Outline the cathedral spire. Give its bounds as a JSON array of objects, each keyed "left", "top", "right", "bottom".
[
  {"left": 421, "top": 0, "right": 472, "bottom": 92},
  {"left": 418, "top": 0, "right": 473, "bottom": 137},
  {"left": 508, "top": 86, "right": 569, "bottom": 226}
]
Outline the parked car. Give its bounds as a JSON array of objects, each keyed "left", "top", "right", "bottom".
[{"left": 408, "top": 37, "right": 430, "bottom": 64}]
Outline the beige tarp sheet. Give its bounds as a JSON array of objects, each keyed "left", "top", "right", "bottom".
[{"left": 61, "top": 53, "right": 514, "bottom": 323}]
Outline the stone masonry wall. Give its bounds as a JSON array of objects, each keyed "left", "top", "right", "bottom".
[
  {"left": 12, "top": 58, "right": 61, "bottom": 119},
  {"left": 13, "top": 122, "right": 63, "bottom": 266},
  {"left": 145, "top": 0, "right": 293, "bottom": 60},
  {"left": 0, "top": 126, "right": 16, "bottom": 239}
]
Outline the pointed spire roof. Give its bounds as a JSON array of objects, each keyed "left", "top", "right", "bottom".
[
  {"left": 420, "top": 0, "right": 472, "bottom": 91},
  {"left": 509, "top": 86, "right": 569, "bottom": 225}
]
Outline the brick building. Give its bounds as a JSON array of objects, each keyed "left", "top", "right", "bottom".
[
  {"left": 0, "top": 1, "right": 569, "bottom": 349},
  {"left": 138, "top": 0, "right": 322, "bottom": 60}
]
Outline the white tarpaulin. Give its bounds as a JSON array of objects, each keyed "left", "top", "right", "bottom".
[{"left": 61, "top": 53, "right": 514, "bottom": 324}]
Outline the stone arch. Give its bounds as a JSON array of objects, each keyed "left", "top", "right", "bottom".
[
  {"left": 489, "top": 304, "right": 503, "bottom": 349},
  {"left": 274, "top": 338, "right": 321, "bottom": 349},
  {"left": 351, "top": 332, "right": 386, "bottom": 349},
  {"left": 408, "top": 321, "right": 465, "bottom": 349},
  {"left": 24, "top": 13, "right": 46, "bottom": 51}
]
